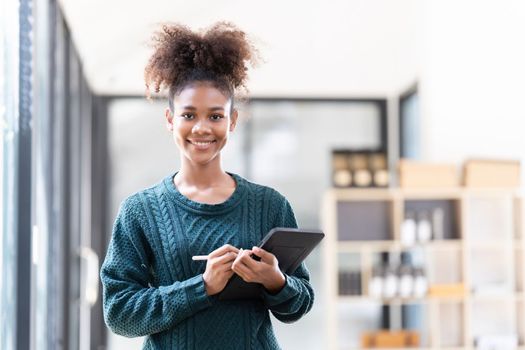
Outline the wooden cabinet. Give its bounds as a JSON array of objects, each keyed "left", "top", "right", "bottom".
[{"left": 321, "top": 187, "right": 525, "bottom": 349}]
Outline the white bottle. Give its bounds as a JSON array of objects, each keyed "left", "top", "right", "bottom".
[
  {"left": 368, "top": 266, "right": 384, "bottom": 299},
  {"left": 413, "top": 267, "right": 428, "bottom": 298},
  {"left": 383, "top": 266, "right": 398, "bottom": 299},
  {"left": 432, "top": 207, "right": 445, "bottom": 240},
  {"left": 401, "top": 211, "right": 416, "bottom": 247},
  {"left": 398, "top": 264, "right": 414, "bottom": 298},
  {"left": 417, "top": 211, "right": 432, "bottom": 243}
]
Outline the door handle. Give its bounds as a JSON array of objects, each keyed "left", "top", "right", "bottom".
[{"left": 79, "top": 246, "right": 99, "bottom": 306}]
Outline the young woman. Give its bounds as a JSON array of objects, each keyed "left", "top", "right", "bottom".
[{"left": 100, "top": 22, "right": 314, "bottom": 349}]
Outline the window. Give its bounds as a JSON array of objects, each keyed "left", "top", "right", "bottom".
[
  {"left": 1, "top": 0, "right": 23, "bottom": 348},
  {"left": 399, "top": 85, "right": 420, "bottom": 159}
]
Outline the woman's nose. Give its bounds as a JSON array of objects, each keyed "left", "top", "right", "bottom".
[{"left": 192, "top": 119, "right": 211, "bottom": 134}]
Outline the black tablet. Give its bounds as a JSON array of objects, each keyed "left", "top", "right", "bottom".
[{"left": 218, "top": 227, "right": 324, "bottom": 301}]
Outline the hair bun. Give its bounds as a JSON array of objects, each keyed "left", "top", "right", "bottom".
[{"left": 145, "top": 21, "right": 258, "bottom": 97}]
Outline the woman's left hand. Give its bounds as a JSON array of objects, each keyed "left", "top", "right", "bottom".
[{"left": 232, "top": 246, "right": 286, "bottom": 294}]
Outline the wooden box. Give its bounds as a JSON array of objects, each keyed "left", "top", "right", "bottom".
[
  {"left": 399, "top": 159, "right": 459, "bottom": 188},
  {"left": 361, "top": 331, "right": 420, "bottom": 348},
  {"left": 428, "top": 283, "right": 466, "bottom": 297},
  {"left": 463, "top": 159, "right": 521, "bottom": 188}
]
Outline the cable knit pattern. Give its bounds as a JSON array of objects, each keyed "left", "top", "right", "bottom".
[{"left": 100, "top": 172, "right": 314, "bottom": 349}]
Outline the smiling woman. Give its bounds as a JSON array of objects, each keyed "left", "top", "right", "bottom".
[
  {"left": 100, "top": 22, "right": 315, "bottom": 350},
  {"left": 168, "top": 84, "right": 237, "bottom": 173}
]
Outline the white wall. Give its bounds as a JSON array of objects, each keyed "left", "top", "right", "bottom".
[
  {"left": 419, "top": 0, "right": 525, "bottom": 185},
  {"left": 59, "top": 0, "right": 419, "bottom": 97},
  {"left": 247, "top": 0, "right": 420, "bottom": 97}
]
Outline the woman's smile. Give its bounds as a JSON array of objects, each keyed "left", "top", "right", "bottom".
[{"left": 188, "top": 139, "right": 217, "bottom": 150}]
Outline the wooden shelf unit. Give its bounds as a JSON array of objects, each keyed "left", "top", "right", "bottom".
[{"left": 322, "top": 187, "right": 525, "bottom": 350}]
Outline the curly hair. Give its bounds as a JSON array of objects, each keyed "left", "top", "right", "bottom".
[{"left": 144, "top": 22, "right": 258, "bottom": 111}]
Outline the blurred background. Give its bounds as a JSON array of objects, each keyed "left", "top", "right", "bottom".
[{"left": 2, "top": 0, "right": 525, "bottom": 349}]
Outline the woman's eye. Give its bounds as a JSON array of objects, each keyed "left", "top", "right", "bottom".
[
  {"left": 210, "top": 114, "right": 224, "bottom": 121},
  {"left": 181, "top": 113, "right": 194, "bottom": 120}
]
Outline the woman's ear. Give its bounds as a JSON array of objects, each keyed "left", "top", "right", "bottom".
[
  {"left": 165, "top": 108, "right": 173, "bottom": 131},
  {"left": 230, "top": 109, "right": 238, "bottom": 132}
]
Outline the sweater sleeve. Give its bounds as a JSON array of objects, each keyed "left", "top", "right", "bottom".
[
  {"left": 100, "top": 195, "right": 213, "bottom": 337},
  {"left": 261, "top": 192, "right": 315, "bottom": 323}
]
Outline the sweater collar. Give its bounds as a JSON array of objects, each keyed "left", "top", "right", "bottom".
[{"left": 163, "top": 172, "right": 247, "bottom": 215}]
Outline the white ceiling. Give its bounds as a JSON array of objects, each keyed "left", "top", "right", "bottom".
[{"left": 58, "top": 0, "right": 419, "bottom": 97}]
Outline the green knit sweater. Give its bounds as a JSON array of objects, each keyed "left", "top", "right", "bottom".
[{"left": 100, "top": 173, "right": 314, "bottom": 349}]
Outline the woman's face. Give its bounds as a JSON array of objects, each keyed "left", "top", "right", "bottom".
[{"left": 166, "top": 83, "right": 238, "bottom": 167}]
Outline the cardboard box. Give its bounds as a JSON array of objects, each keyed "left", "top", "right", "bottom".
[
  {"left": 399, "top": 159, "right": 459, "bottom": 188},
  {"left": 374, "top": 331, "right": 406, "bottom": 348},
  {"left": 428, "top": 283, "right": 466, "bottom": 297},
  {"left": 361, "top": 332, "right": 374, "bottom": 348},
  {"left": 406, "top": 332, "right": 420, "bottom": 347},
  {"left": 361, "top": 331, "right": 420, "bottom": 348},
  {"left": 463, "top": 159, "right": 521, "bottom": 188}
]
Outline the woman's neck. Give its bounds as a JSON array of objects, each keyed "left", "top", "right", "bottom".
[
  {"left": 176, "top": 158, "right": 233, "bottom": 190},
  {"left": 174, "top": 158, "right": 237, "bottom": 205}
]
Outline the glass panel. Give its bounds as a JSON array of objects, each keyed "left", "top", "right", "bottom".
[
  {"left": 32, "top": 0, "right": 53, "bottom": 349},
  {"left": 400, "top": 89, "right": 420, "bottom": 159},
  {"left": 248, "top": 100, "right": 383, "bottom": 229},
  {"left": 1, "top": 0, "right": 19, "bottom": 348},
  {"left": 427, "top": 249, "right": 463, "bottom": 285},
  {"left": 339, "top": 301, "right": 383, "bottom": 349},
  {"left": 439, "top": 302, "right": 464, "bottom": 347},
  {"left": 471, "top": 300, "right": 517, "bottom": 346},
  {"left": 467, "top": 196, "right": 513, "bottom": 241}
]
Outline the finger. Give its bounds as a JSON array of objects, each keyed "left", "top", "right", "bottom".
[
  {"left": 208, "top": 244, "right": 239, "bottom": 258},
  {"left": 217, "top": 263, "right": 234, "bottom": 273},
  {"left": 252, "top": 246, "right": 277, "bottom": 264},
  {"left": 232, "top": 261, "right": 253, "bottom": 282},
  {"left": 209, "top": 251, "right": 237, "bottom": 267},
  {"left": 232, "top": 252, "right": 252, "bottom": 271},
  {"left": 217, "top": 259, "right": 237, "bottom": 272},
  {"left": 232, "top": 248, "right": 245, "bottom": 265},
  {"left": 236, "top": 249, "right": 260, "bottom": 267},
  {"left": 232, "top": 250, "right": 243, "bottom": 269},
  {"left": 238, "top": 251, "right": 260, "bottom": 270}
]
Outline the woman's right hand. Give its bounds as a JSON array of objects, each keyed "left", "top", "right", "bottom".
[{"left": 202, "top": 244, "right": 239, "bottom": 295}]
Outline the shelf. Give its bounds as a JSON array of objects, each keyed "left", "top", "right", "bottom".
[
  {"left": 467, "top": 239, "right": 520, "bottom": 249},
  {"left": 339, "top": 296, "right": 426, "bottom": 304},
  {"left": 469, "top": 292, "right": 524, "bottom": 302},
  {"left": 421, "top": 240, "right": 463, "bottom": 249},
  {"left": 338, "top": 295, "right": 464, "bottom": 304},
  {"left": 337, "top": 240, "right": 396, "bottom": 252},
  {"left": 337, "top": 293, "right": 524, "bottom": 304},
  {"left": 340, "top": 347, "right": 466, "bottom": 350},
  {"left": 323, "top": 187, "right": 525, "bottom": 350},
  {"left": 328, "top": 187, "right": 465, "bottom": 200},
  {"left": 463, "top": 187, "right": 521, "bottom": 196},
  {"left": 328, "top": 187, "right": 394, "bottom": 201},
  {"left": 337, "top": 292, "right": 525, "bottom": 304},
  {"left": 336, "top": 240, "right": 462, "bottom": 252},
  {"left": 427, "top": 295, "right": 466, "bottom": 303},
  {"left": 329, "top": 186, "right": 521, "bottom": 199},
  {"left": 400, "top": 187, "right": 463, "bottom": 199}
]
